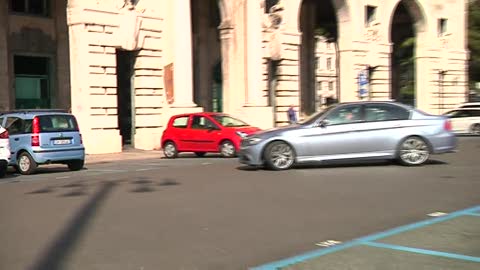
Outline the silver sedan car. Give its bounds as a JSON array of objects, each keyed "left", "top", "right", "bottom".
[{"left": 239, "top": 101, "right": 457, "bottom": 170}]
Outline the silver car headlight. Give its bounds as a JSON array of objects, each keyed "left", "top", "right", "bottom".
[
  {"left": 245, "top": 137, "right": 263, "bottom": 145},
  {"left": 236, "top": 131, "right": 248, "bottom": 138}
]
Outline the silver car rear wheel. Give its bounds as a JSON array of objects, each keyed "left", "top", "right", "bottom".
[
  {"left": 471, "top": 124, "right": 480, "bottom": 135},
  {"left": 398, "top": 136, "right": 430, "bottom": 166},
  {"left": 264, "top": 141, "right": 295, "bottom": 170}
]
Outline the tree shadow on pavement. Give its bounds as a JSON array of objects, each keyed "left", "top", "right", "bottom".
[{"left": 28, "top": 181, "right": 116, "bottom": 270}]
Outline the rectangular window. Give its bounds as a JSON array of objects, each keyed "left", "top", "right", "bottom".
[
  {"left": 14, "top": 55, "right": 51, "bottom": 109},
  {"left": 5, "top": 117, "right": 25, "bottom": 135},
  {"left": 438, "top": 18, "right": 448, "bottom": 37},
  {"left": 328, "top": 82, "right": 334, "bottom": 92},
  {"left": 9, "top": 0, "right": 49, "bottom": 16},
  {"left": 365, "top": 5, "right": 377, "bottom": 27},
  {"left": 172, "top": 116, "right": 189, "bottom": 128},
  {"left": 326, "top": 58, "right": 332, "bottom": 70}
]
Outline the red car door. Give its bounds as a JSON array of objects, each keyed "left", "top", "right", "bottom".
[
  {"left": 189, "top": 115, "right": 221, "bottom": 152},
  {"left": 178, "top": 115, "right": 196, "bottom": 151}
]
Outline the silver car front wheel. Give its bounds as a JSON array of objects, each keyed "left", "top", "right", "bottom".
[
  {"left": 398, "top": 136, "right": 430, "bottom": 166},
  {"left": 264, "top": 141, "right": 295, "bottom": 170}
]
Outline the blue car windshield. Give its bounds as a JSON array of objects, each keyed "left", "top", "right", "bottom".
[{"left": 212, "top": 115, "right": 249, "bottom": 127}]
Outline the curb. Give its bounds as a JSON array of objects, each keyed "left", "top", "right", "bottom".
[{"left": 85, "top": 151, "right": 164, "bottom": 165}]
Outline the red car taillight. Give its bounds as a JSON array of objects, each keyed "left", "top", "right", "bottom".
[
  {"left": 0, "top": 130, "right": 8, "bottom": 139},
  {"left": 444, "top": 119, "right": 452, "bottom": 131},
  {"left": 32, "top": 116, "right": 40, "bottom": 146}
]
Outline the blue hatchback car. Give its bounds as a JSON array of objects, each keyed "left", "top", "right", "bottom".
[{"left": 0, "top": 110, "right": 85, "bottom": 175}]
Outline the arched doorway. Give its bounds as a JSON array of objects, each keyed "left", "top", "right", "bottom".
[
  {"left": 191, "top": 0, "right": 223, "bottom": 112},
  {"left": 299, "top": 0, "right": 339, "bottom": 116},
  {"left": 390, "top": 0, "right": 424, "bottom": 107}
]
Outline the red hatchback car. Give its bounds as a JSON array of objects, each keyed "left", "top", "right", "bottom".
[{"left": 161, "top": 113, "right": 260, "bottom": 158}]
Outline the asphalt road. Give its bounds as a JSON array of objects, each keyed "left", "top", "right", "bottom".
[{"left": 0, "top": 137, "right": 479, "bottom": 270}]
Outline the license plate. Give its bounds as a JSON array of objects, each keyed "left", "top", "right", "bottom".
[{"left": 53, "top": 139, "right": 71, "bottom": 145}]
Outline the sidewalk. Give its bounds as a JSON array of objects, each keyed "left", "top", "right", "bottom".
[{"left": 85, "top": 148, "right": 164, "bottom": 165}]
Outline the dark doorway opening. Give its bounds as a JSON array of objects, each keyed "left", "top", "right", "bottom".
[
  {"left": 391, "top": 1, "right": 415, "bottom": 107},
  {"left": 191, "top": 0, "right": 222, "bottom": 112},
  {"left": 212, "top": 61, "right": 223, "bottom": 112},
  {"left": 300, "top": 0, "right": 338, "bottom": 116},
  {"left": 14, "top": 55, "right": 51, "bottom": 109},
  {"left": 116, "top": 50, "right": 136, "bottom": 147}
]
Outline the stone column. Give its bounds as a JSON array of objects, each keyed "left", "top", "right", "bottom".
[
  {"left": 234, "top": 1, "right": 274, "bottom": 129},
  {"left": 68, "top": 22, "right": 91, "bottom": 134},
  {"left": 415, "top": 51, "right": 431, "bottom": 113},
  {"left": 338, "top": 50, "right": 356, "bottom": 102},
  {"left": 172, "top": 0, "right": 196, "bottom": 107},
  {"left": 245, "top": 0, "right": 264, "bottom": 106}
]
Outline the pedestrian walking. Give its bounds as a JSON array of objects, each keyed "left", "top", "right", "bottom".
[{"left": 287, "top": 105, "right": 297, "bottom": 124}]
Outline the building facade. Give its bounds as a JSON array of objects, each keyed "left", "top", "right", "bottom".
[{"left": 0, "top": 0, "right": 469, "bottom": 154}]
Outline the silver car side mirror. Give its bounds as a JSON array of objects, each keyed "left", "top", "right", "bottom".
[{"left": 316, "top": 120, "right": 329, "bottom": 128}]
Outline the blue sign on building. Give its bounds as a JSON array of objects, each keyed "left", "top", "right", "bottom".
[{"left": 358, "top": 69, "right": 369, "bottom": 98}]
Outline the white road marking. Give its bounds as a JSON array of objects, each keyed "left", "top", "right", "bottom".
[
  {"left": 89, "top": 169, "right": 126, "bottom": 173},
  {"left": 145, "top": 163, "right": 164, "bottom": 166},
  {"left": 315, "top": 240, "right": 342, "bottom": 247},
  {"left": 56, "top": 176, "right": 71, "bottom": 179},
  {"left": 427, "top": 212, "right": 448, "bottom": 217},
  {"left": 135, "top": 168, "right": 153, "bottom": 172}
]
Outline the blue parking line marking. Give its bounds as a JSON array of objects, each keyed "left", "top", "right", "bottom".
[
  {"left": 250, "top": 205, "right": 480, "bottom": 270},
  {"left": 465, "top": 213, "right": 480, "bottom": 217},
  {"left": 363, "top": 242, "right": 480, "bottom": 263}
]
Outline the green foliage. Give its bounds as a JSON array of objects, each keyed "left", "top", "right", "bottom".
[
  {"left": 469, "top": 0, "right": 480, "bottom": 84},
  {"left": 314, "top": 24, "right": 337, "bottom": 41},
  {"left": 393, "top": 37, "right": 415, "bottom": 106}
]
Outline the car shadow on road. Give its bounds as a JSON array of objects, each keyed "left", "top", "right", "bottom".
[
  {"left": 1, "top": 171, "right": 21, "bottom": 181},
  {"left": 236, "top": 159, "right": 448, "bottom": 171},
  {"left": 29, "top": 166, "right": 88, "bottom": 175},
  {"left": 161, "top": 153, "right": 226, "bottom": 159}
]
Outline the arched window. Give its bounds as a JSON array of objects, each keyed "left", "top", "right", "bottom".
[{"left": 265, "top": 0, "right": 279, "bottom": 13}]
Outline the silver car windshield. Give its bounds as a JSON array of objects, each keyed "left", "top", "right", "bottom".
[{"left": 298, "top": 105, "right": 337, "bottom": 125}]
